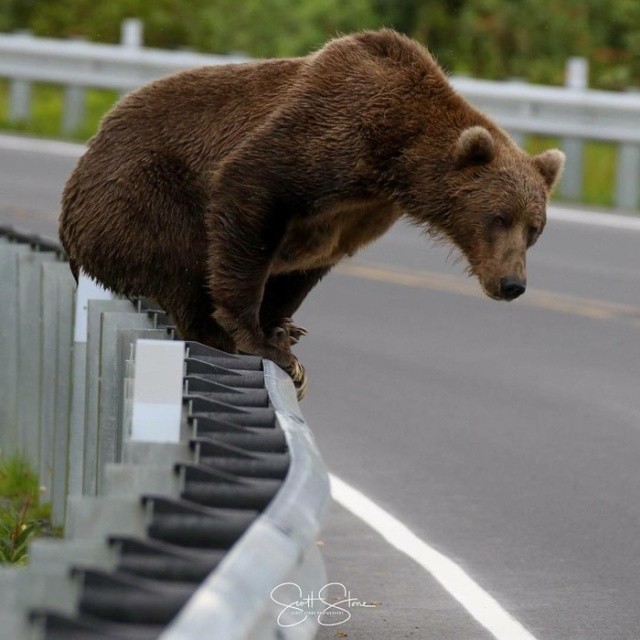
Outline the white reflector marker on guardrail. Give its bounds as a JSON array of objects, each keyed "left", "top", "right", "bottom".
[{"left": 130, "top": 339, "right": 185, "bottom": 442}]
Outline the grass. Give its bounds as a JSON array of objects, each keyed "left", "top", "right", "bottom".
[
  {"left": 0, "top": 454, "right": 60, "bottom": 565},
  {"left": 0, "top": 79, "right": 119, "bottom": 141},
  {"left": 0, "top": 79, "right": 627, "bottom": 209},
  {"left": 526, "top": 135, "right": 618, "bottom": 208}
]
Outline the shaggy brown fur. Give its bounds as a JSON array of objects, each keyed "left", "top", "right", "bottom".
[{"left": 59, "top": 29, "right": 565, "bottom": 397}]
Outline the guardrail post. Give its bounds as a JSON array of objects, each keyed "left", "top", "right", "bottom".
[
  {"left": 506, "top": 78, "right": 528, "bottom": 148},
  {"left": 8, "top": 31, "right": 33, "bottom": 124},
  {"left": 121, "top": 18, "right": 143, "bottom": 48},
  {"left": 9, "top": 78, "right": 31, "bottom": 123},
  {"left": 62, "top": 85, "right": 86, "bottom": 136},
  {"left": 61, "top": 36, "right": 88, "bottom": 135},
  {"left": 615, "top": 142, "right": 640, "bottom": 210},
  {"left": 559, "top": 57, "right": 589, "bottom": 201},
  {"left": 82, "top": 298, "right": 134, "bottom": 496},
  {"left": 51, "top": 263, "right": 76, "bottom": 526},
  {"left": 95, "top": 308, "right": 155, "bottom": 493},
  {"left": 17, "top": 249, "right": 57, "bottom": 467},
  {"left": 0, "top": 239, "right": 29, "bottom": 455},
  {"left": 39, "top": 261, "right": 73, "bottom": 512},
  {"left": 67, "top": 274, "right": 116, "bottom": 504}
]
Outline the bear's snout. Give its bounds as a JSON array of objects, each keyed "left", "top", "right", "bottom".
[{"left": 499, "top": 276, "right": 526, "bottom": 301}]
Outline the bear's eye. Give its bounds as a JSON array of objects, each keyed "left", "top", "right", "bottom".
[
  {"left": 492, "top": 215, "right": 508, "bottom": 229},
  {"left": 527, "top": 225, "right": 540, "bottom": 246}
]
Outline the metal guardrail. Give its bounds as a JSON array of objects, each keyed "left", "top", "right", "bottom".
[
  {"left": 0, "top": 25, "right": 248, "bottom": 136},
  {"left": 0, "top": 225, "right": 331, "bottom": 639},
  {"left": 1, "top": 26, "right": 640, "bottom": 210}
]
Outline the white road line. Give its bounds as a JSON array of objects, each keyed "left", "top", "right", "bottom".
[
  {"left": 329, "top": 473, "right": 539, "bottom": 640},
  {"left": 549, "top": 204, "right": 640, "bottom": 231},
  {"left": 0, "top": 133, "right": 84, "bottom": 158},
  {"left": 1, "top": 132, "right": 639, "bottom": 233}
]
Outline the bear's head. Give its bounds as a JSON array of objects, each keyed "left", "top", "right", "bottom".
[{"left": 411, "top": 126, "right": 565, "bottom": 301}]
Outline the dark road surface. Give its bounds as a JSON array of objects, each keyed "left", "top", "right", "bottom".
[{"left": 2, "top": 133, "right": 640, "bottom": 640}]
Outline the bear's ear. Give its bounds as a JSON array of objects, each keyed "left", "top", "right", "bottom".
[
  {"left": 533, "top": 149, "right": 566, "bottom": 191},
  {"left": 454, "top": 126, "right": 495, "bottom": 168}
]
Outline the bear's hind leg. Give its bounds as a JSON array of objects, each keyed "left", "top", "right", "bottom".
[{"left": 165, "top": 282, "right": 236, "bottom": 353}]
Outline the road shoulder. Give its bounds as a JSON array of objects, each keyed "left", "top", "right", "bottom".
[{"left": 315, "top": 501, "right": 492, "bottom": 640}]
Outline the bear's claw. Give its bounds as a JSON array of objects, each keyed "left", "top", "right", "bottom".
[
  {"left": 263, "top": 322, "right": 308, "bottom": 399},
  {"left": 266, "top": 318, "right": 309, "bottom": 347},
  {"left": 282, "top": 317, "right": 309, "bottom": 345},
  {"left": 288, "top": 358, "right": 307, "bottom": 400}
]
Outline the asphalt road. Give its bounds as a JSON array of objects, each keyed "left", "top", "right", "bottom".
[{"left": 2, "top": 135, "right": 640, "bottom": 640}]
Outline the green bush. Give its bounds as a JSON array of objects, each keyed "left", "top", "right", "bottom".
[
  {"left": 5, "top": 0, "right": 639, "bottom": 89},
  {"left": 28, "top": 0, "right": 379, "bottom": 58},
  {"left": 0, "top": 0, "right": 36, "bottom": 32},
  {"left": 0, "top": 503, "right": 40, "bottom": 564}
]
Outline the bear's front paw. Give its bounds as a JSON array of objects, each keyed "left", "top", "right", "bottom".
[{"left": 263, "top": 326, "right": 307, "bottom": 399}]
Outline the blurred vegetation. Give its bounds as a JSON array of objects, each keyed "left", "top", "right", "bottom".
[
  {"left": 525, "top": 136, "right": 617, "bottom": 208},
  {"left": 0, "top": 454, "right": 60, "bottom": 565},
  {"left": 0, "top": 1, "right": 633, "bottom": 208},
  {"left": 1, "top": 0, "right": 639, "bottom": 89},
  {"left": 0, "top": 79, "right": 118, "bottom": 140}
]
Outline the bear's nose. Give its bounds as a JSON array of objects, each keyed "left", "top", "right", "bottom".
[{"left": 500, "top": 276, "right": 526, "bottom": 300}]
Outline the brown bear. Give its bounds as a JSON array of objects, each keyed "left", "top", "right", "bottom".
[{"left": 59, "top": 29, "right": 564, "bottom": 398}]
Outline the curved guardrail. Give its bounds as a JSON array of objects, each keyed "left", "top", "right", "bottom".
[
  {"left": 162, "top": 360, "right": 330, "bottom": 640},
  {"left": 0, "top": 224, "right": 331, "bottom": 640}
]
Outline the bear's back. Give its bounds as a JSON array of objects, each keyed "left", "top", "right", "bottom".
[{"left": 83, "top": 58, "right": 306, "bottom": 174}]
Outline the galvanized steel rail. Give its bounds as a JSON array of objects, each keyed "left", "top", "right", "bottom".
[
  {"left": 1, "top": 27, "right": 640, "bottom": 209},
  {"left": 0, "top": 225, "right": 331, "bottom": 640}
]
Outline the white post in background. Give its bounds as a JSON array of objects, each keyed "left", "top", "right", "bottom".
[
  {"left": 118, "top": 19, "right": 143, "bottom": 98},
  {"left": 566, "top": 57, "right": 589, "bottom": 90},
  {"left": 62, "top": 84, "right": 86, "bottom": 136},
  {"left": 560, "top": 57, "right": 589, "bottom": 201},
  {"left": 130, "top": 340, "right": 184, "bottom": 443},
  {"left": 615, "top": 141, "right": 640, "bottom": 211},
  {"left": 121, "top": 18, "right": 143, "bottom": 48},
  {"left": 8, "top": 30, "right": 32, "bottom": 123},
  {"left": 506, "top": 78, "right": 529, "bottom": 148},
  {"left": 62, "top": 36, "right": 89, "bottom": 136}
]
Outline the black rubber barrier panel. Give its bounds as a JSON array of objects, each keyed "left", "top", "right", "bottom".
[{"left": 30, "top": 337, "right": 290, "bottom": 639}]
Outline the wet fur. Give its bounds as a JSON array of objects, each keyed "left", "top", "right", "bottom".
[{"left": 59, "top": 29, "right": 563, "bottom": 386}]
